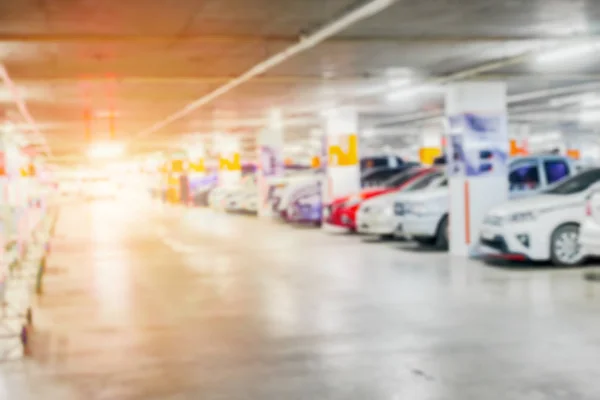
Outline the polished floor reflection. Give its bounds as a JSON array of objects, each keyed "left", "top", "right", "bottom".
[{"left": 3, "top": 197, "right": 600, "bottom": 399}]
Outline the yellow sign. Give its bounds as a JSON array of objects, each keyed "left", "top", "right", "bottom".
[
  {"left": 419, "top": 147, "right": 442, "bottom": 165},
  {"left": 219, "top": 153, "right": 241, "bottom": 171},
  {"left": 190, "top": 159, "right": 206, "bottom": 173},
  {"left": 170, "top": 159, "right": 185, "bottom": 173},
  {"left": 328, "top": 134, "right": 358, "bottom": 167}
]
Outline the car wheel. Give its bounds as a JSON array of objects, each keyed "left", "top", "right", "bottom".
[
  {"left": 550, "top": 224, "right": 584, "bottom": 267},
  {"left": 434, "top": 215, "right": 449, "bottom": 250}
]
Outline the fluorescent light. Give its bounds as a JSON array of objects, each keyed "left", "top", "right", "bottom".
[
  {"left": 388, "top": 78, "right": 412, "bottom": 88},
  {"left": 387, "top": 84, "right": 440, "bottom": 102},
  {"left": 536, "top": 43, "right": 599, "bottom": 63},
  {"left": 582, "top": 94, "right": 600, "bottom": 107},
  {"left": 87, "top": 142, "right": 125, "bottom": 159},
  {"left": 579, "top": 111, "right": 600, "bottom": 123}
]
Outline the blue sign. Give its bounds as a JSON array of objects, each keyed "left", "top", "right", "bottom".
[{"left": 446, "top": 113, "right": 508, "bottom": 178}]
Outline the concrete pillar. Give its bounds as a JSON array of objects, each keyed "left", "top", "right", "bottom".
[
  {"left": 446, "top": 82, "right": 509, "bottom": 257},
  {"left": 216, "top": 134, "right": 241, "bottom": 188},
  {"left": 257, "top": 109, "right": 284, "bottom": 217},
  {"left": 212, "top": 110, "right": 241, "bottom": 188},
  {"left": 324, "top": 108, "right": 360, "bottom": 203},
  {"left": 419, "top": 120, "right": 443, "bottom": 165}
]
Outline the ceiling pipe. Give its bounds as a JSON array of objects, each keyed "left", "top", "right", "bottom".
[
  {"left": 133, "top": 0, "right": 398, "bottom": 141},
  {"left": 372, "top": 81, "right": 600, "bottom": 128}
]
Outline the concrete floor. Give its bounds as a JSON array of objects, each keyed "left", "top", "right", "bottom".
[{"left": 3, "top": 196, "right": 600, "bottom": 399}]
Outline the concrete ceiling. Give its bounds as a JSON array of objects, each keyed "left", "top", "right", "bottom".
[{"left": 1, "top": 0, "right": 600, "bottom": 161}]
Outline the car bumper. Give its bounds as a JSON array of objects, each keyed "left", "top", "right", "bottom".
[
  {"left": 356, "top": 212, "right": 396, "bottom": 235},
  {"left": 402, "top": 214, "right": 441, "bottom": 239},
  {"left": 478, "top": 221, "right": 547, "bottom": 261},
  {"left": 580, "top": 219, "right": 600, "bottom": 256},
  {"left": 325, "top": 209, "right": 356, "bottom": 229}
]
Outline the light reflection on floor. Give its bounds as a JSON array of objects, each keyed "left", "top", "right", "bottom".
[{"left": 2, "top": 199, "right": 600, "bottom": 399}]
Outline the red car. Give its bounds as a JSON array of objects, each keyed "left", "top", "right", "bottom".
[{"left": 324, "top": 167, "right": 435, "bottom": 231}]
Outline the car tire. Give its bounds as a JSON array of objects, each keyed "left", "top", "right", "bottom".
[
  {"left": 435, "top": 215, "right": 449, "bottom": 250},
  {"left": 550, "top": 223, "right": 585, "bottom": 267}
]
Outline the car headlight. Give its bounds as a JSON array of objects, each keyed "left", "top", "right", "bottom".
[
  {"left": 407, "top": 201, "right": 439, "bottom": 215},
  {"left": 508, "top": 211, "right": 536, "bottom": 223}
]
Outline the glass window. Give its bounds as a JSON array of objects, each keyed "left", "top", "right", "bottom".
[
  {"left": 544, "top": 159, "right": 570, "bottom": 184},
  {"left": 545, "top": 168, "right": 600, "bottom": 195},
  {"left": 509, "top": 160, "right": 540, "bottom": 192},
  {"left": 383, "top": 168, "right": 421, "bottom": 188},
  {"left": 406, "top": 171, "right": 444, "bottom": 191}
]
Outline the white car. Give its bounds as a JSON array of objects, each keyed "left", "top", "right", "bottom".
[
  {"left": 356, "top": 169, "right": 446, "bottom": 239},
  {"left": 571, "top": 174, "right": 600, "bottom": 259},
  {"left": 479, "top": 167, "right": 600, "bottom": 266},
  {"left": 401, "top": 155, "right": 576, "bottom": 249},
  {"left": 275, "top": 171, "right": 324, "bottom": 220},
  {"left": 209, "top": 175, "right": 256, "bottom": 210}
]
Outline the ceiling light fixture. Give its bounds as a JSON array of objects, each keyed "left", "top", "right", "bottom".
[
  {"left": 536, "top": 42, "right": 600, "bottom": 64},
  {"left": 386, "top": 84, "right": 441, "bottom": 102}
]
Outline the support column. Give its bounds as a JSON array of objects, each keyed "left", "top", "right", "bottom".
[
  {"left": 216, "top": 134, "right": 241, "bottom": 188},
  {"left": 419, "top": 120, "right": 443, "bottom": 165},
  {"left": 212, "top": 110, "right": 241, "bottom": 188},
  {"left": 257, "top": 109, "right": 284, "bottom": 217},
  {"left": 325, "top": 108, "right": 360, "bottom": 203},
  {"left": 446, "top": 82, "right": 509, "bottom": 257}
]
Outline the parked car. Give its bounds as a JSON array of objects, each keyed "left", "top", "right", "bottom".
[
  {"left": 579, "top": 182, "right": 600, "bottom": 258},
  {"left": 401, "top": 155, "right": 576, "bottom": 250},
  {"left": 324, "top": 165, "right": 427, "bottom": 231},
  {"left": 276, "top": 156, "right": 410, "bottom": 224},
  {"left": 209, "top": 174, "right": 256, "bottom": 210},
  {"left": 479, "top": 167, "right": 600, "bottom": 266},
  {"left": 356, "top": 168, "right": 447, "bottom": 239}
]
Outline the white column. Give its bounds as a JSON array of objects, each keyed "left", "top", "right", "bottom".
[
  {"left": 446, "top": 82, "right": 509, "bottom": 257},
  {"left": 212, "top": 110, "right": 242, "bottom": 188},
  {"left": 257, "top": 109, "right": 284, "bottom": 217},
  {"left": 420, "top": 119, "right": 443, "bottom": 165},
  {"left": 325, "top": 108, "right": 360, "bottom": 203}
]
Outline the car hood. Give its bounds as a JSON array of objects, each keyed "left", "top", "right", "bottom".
[
  {"left": 487, "top": 194, "right": 573, "bottom": 217},
  {"left": 400, "top": 187, "right": 449, "bottom": 203}
]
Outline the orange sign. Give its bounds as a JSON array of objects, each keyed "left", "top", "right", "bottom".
[
  {"left": 509, "top": 139, "right": 529, "bottom": 156},
  {"left": 567, "top": 149, "right": 581, "bottom": 160}
]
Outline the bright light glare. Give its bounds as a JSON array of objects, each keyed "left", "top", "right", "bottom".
[
  {"left": 536, "top": 43, "right": 599, "bottom": 63},
  {"left": 87, "top": 142, "right": 125, "bottom": 159}
]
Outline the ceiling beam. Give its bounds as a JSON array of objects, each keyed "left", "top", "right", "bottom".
[
  {"left": 1, "top": 33, "right": 599, "bottom": 44},
  {"left": 9, "top": 75, "right": 374, "bottom": 84}
]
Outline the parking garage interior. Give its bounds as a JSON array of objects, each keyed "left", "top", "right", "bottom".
[{"left": 3, "top": 1, "right": 600, "bottom": 399}]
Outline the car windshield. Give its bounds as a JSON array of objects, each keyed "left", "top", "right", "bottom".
[
  {"left": 544, "top": 168, "right": 600, "bottom": 195},
  {"left": 405, "top": 171, "right": 444, "bottom": 191},
  {"left": 382, "top": 168, "right": 421, "bottom": 188}
]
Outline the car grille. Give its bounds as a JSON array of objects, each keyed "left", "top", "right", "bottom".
[
  {"left": 394, "top": 202, "right": 405, "bottom": 216},
  {"left": 480, "top": 236, "right": 509, "bottom": 253}
]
